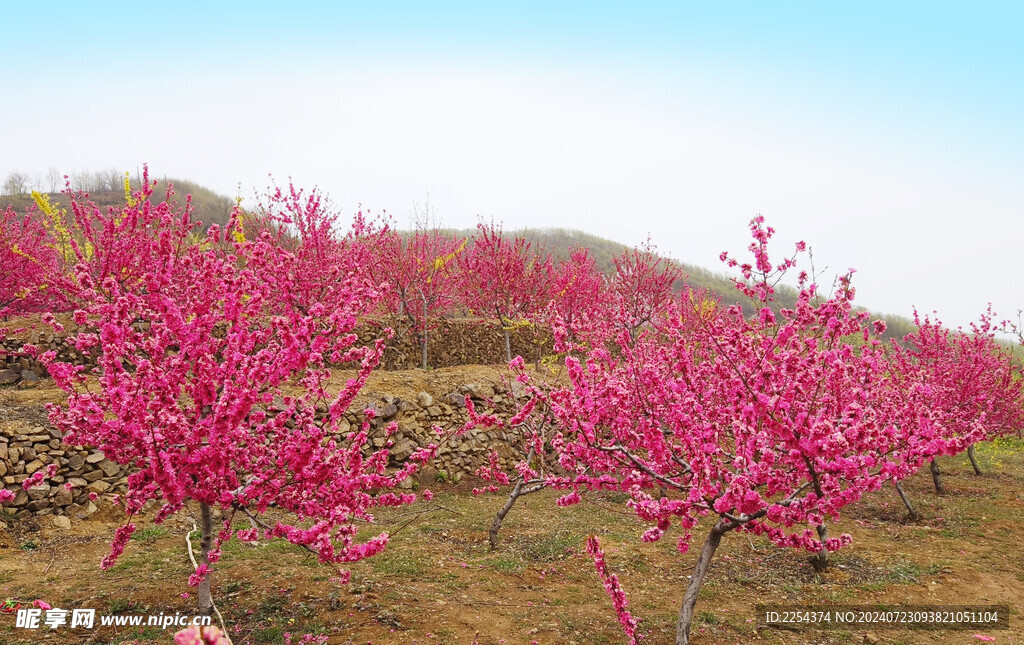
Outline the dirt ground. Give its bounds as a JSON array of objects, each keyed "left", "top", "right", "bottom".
[{"left": 1, "top": 378, "right": 1022, "bottom": 645}]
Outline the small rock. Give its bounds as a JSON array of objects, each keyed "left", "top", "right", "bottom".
[
  {"left": 53, "top": 487, "right": 73, "bottom": 506},
  {"left": 52, "top": 515, "right": 71, "bottom": 530},
  {"left": 416, "top": 392, "right": 434, "bottom": 408},
  {"left": 97, "top": 459, "right": 120, "bottom": 478},
  {"left": 86, "top": 480, "right": 111, "bottom": 494},
  {"left": 0, "top": 369, "right": 20, "bottom": 385},
  {"left": 418, "top": 466, "right": 438, "bottom": 485},
  {"left": 26, "top": 485, "right": 50, "bottom": 501}
]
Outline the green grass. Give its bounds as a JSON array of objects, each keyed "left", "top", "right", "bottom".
[
  {"left": 98, "top": 627, "right": 167, "bottom": 644},
  {"left": 107, "top": 597, "right": 142, "bottom": 613},
  {"left": 489, "top": 553, "right": 526, "bottom": 573},
  {"left": 371, "top": 549, "right": 428, "bottom": 577},
  {"left": 697, "top": 610, "right": 719, "bottom": 625},
  {"left": 885, "top": 560, "right": 922, "bottom": 584},
  {"left": 131, "top": 525, "right": 170, "bottom": 541}
]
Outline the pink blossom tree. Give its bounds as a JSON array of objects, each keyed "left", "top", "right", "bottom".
[
  {"left": 607, "top": 239, "right": 681, "bottom": 343},
  {"left": 370, "top": 227, "right": 466, "bottom": 368},
  {"left": 542, "top": 217, "right": 907, "bottom": 644},
  {"left": 883, "top": 310, "right": 1024, "bottom": 517},
  {"left": 0, "top": 205, "right": 68, "bottom": 317},
  {"left": 545, "top": 248, "right": 609, "bottom": 353},
  {"left": 457, "top": 221, "right": 553, "bottom": 362},
  {"left": 470, "top": 358, "right": 566, "bottom": 548},
  {"left": 247, "top": 182, "right": 376, "bottom": 312},
  {"left": 37, "top": 175, "right": 436, "bottom": 615}
]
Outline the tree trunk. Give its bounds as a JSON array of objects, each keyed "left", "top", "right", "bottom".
[
  {"left": 503, "top": 327, "right": 512, "bottom": 363},
  {"left": 198, "top": 502, "right": 214, "bottom": 615},
  {"left": 930, "top": 459, "right": 944, "bottom": 494},
  {"left": 894, "top": 481, "right": 919, "bottom": 520},
  {"left": 489, "top": 448, "right": 540, "bottom": 548},
  {"left": 676, "top": 521, "right": 726, "bottom": 645},
  {"left": 489, "top": 479, "right": 525, "bottom": 549},
  {"left": 813, "top": 523, "right": 829, "bottom": 571},
  {"left": 968, "top": 444, "right": 983, "bottom": 476},
  {"left": 421, "top": 298, "right": 429, "bottom": 370}
]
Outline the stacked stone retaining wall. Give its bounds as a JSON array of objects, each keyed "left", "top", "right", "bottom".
[
  {"left": 0, "top": 318, "right": 552, "bottom": 383},
  {"left": 1, "top": 375, "right": 531, "bottom": 523}
]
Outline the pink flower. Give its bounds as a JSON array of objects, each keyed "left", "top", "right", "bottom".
[
  {"left": 174, "top": 625, "right": 230, "bottom": 645},
  {"left": 100, "top": 524, "right": 136, "bottom": 570}
]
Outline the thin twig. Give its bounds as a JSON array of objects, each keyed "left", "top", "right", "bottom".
[
  {"left": 43, "top": 543, "right": 58, "bottom": 574},
  {"left": 235, "top": 506, "right": 321, "bottom": 559}
]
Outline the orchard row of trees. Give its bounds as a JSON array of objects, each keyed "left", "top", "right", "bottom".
[
  {"left": 2, "top": 175, "right": 685, "bottom": 369},
  {"left": 1, "top": 172, "right": 1022, "bottom": 644}
]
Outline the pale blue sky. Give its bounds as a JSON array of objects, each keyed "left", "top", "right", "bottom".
[{"left": 2, "top": 2, "right": 1021, "bottom": 327}]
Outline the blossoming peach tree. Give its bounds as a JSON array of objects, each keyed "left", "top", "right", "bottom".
[
  {"left": 882, "top": 309, "right": 1024, "bottom": 518},
  {"left": 370, "top": 226, "right": 467, "bottom": 369},
  {"left": 540, "top": 218, "right": 910, "bottom": 645},
  {"left": 32, "top": 176, "right": 436, "bottom": 615},
  {"left": 457, "top": 220, "right": 553, "bottom": 362},
  {"left": 0, "top": 204, "right": 68, "bottom": 317}
]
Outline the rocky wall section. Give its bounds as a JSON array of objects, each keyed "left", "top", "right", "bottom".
[
  {"left": 1, "top": 373, "right": 532, "bottom": 524},
  {"left": 372, "top": 318, "right": 552, "bottom": 370},
  {"left": 353, "top": 379, "right": 529, "bottom": 486},
  {"left": 0, "top": 421, "right": 129, "bottom": 527},
  {"left": 0, "top": 318, "right": 551, "bottom": 384}
]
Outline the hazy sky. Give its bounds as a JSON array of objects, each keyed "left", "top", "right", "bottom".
[{"left": 3, "top": 2, "right": 1021, "bottom": 327}]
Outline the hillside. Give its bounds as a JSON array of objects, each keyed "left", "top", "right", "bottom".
[{"left": 1, "top": 177, "right": 235, "bottom": 230}]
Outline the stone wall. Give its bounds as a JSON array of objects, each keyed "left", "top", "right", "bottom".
[
  {"left": 354, "top": 380, "right": 528, "bottom": 486},
  {"left": 0, "top": 423, "right": 129, "bottom": 525},
  {"left": 375, "top": 319, "right": 552, "bottom": 370},
  {"left": 0, "top": 318, "right": 551, "bottom": 384},
  {"left": 1, "top": 375, "right": 529, "bottom": 522}
]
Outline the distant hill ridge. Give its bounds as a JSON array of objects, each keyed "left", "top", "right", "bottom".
[{"left": 2, "top": 177, "right": 235, "bottom": 230}]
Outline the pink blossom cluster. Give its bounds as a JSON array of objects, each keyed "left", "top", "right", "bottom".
[
  {"left": 585, "top": 535, "right": 641, "bottom": 644},
  {"left": 173, "top": 625, "right": 230, "bottom": 645}
]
